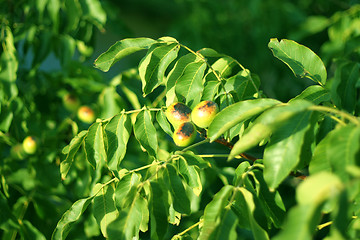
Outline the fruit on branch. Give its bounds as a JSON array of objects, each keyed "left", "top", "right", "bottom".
[
  {"left": 166, "top": 102, "right": 192, "bottom": 128},
  {"left": 173, "top": 122, "right": 197, "bottom": 147},
  {"left": 62, "top": 93, "right": 80, "bottom": 112},
  {"left": 77, "top": 106, "right": 96, "bottom": 124},
  {"left": 191, "top": 101, "right": 219, "bottom": 128},
  {"left": 22, "top": 136, "right": 38, "bottom": 154}
]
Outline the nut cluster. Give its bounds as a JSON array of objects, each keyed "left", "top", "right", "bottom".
[{"left": 166, "top": 101, "right": 219, "bottom": 147}]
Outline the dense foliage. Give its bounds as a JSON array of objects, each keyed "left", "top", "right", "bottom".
[{"left": 1, "top": 1, "right": 360, "bottom": 239}]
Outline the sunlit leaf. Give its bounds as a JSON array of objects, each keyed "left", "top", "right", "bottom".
[
  {"left": 149, "top": 181, "right": 169, "bottom": 240},
  {"left": 166, "top": 53, "right": 198, "bottom": 106},
  {"left": 94, "top": 38, "right": 156, "bottom": 72},
  {"left": 156, "top": 109, "right": 173, "bottom": 136},
  {"left": 105, "top": 113, "right": 132, "bottom": 171},
  {"left": 84, "top": 122, "right": 107, "bottom": 168},
  {"left": 198, "top": 185, "right": 234, "bottom": 240},
  {"left": 263, "top": 111, "right": 313, "bottom": 190},
  {"left": 268, "top": 38, "right": 327, "bottom": 85},
  {"left": 133, "top": 110, "right": 158, "bottom": 157},
  {"left": 175, "top": 61, "right": 207, "bottom": 108},
  {"left": 309, "top": 125, "right": 360, "bottom": 182},
  {"left": 51, "top": 196, "right": 94, "bottom": 240},
  {"left": 107, "top": 194, "right": 147, "bottom": 240},
  {"left": 139, "top": 42, "right": 180, "bottom": 96},
  {"left": 272, "top": 204, "right": 322, "bottom": 240},
  {"left": 93, "top": 184, "right": 118, "bottom": 238},
  {"left": 208, "top": 98, "right": 281, "bottom": 142},
  {"left": 177, "top": 158, "right": 202, "bottom": 196},
  {"left": 236, "top": 188, "right": 270, "bottom": 240},
  {"left": 229, "top": 100, "right": 312, "bottom": 160},
  {"left": 176, "top": 151, "right": 210, "bottom": 168},
  {"left": 297, "top": 172, "right": 343, "bottom": 205},
  {"left": 289, "top": 85, "right": 330, "bottom": 104},
  {"left": 163, "top": 164, "right": 191, "bottom": 215}
]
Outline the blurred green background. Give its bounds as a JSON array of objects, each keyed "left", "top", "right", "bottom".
[{"left": 97, "top": 0, "right": 359, "bottom": 101}]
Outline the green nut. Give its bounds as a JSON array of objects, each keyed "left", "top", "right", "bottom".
[
  {"left": 166, "top": 102, "right": 192, "bottom": 128},
  {"left": 191, "top": 101, "right": 219, "bottom": 128},
  {"left": 173, "top": 122, "right": 196, "bottom": 147}
]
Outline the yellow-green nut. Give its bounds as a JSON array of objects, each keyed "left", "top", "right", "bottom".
[
  {"left": 173, "top": 122, "right": 197, "bottom": 147},
  {"left": 22, "top": 136, "right": 38, "bottom": 155},
  {"left": 191, "top": 100, "right": 219, "bottom": 128},
  {"left": 77, "top": 105, "right": 96, "bottom": 124},
  {"left": 166, "top": 102, "right": 192, "bottom": 128}
]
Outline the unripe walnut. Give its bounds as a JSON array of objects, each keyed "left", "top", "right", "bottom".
[
  {"left": 77, "top": 106, "right": 96, "bottom": 124},
  {"left": 191, "top": 101, "right": 219, "bottom": 128},
  {"left": 166, "top": 102, "right": 192, "bottom": 128},
  {"left": 173, "top": 122, "right": 196, "bottom": 147},
  {"left": 22, "top": 136, "right": 38, "bottom": 154}
]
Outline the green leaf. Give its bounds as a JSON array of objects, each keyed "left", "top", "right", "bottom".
[
  {"left": 94, "top": 38, "right": 156, "bottom": 72},
  {"left": 0, "top": 192, "right": 19, "bottom": 231},
  {"left": 175, "top": 61, "right": 207, "bottom": 108},
  {"left": 164, "top": 164, "right": 191, "bottom": 215},
  {"left": 156, "top": 109, "right": 173, "bottom": 136},
  {"left": 93, "top": 184, "right": 118, "bottom": 238},
  {"left": 0, "top": 103, "right": 13, "bottom": 132},
  {"left": 107, "top": 194, "right": 147, "bottom": 240},
  {"left": 176, "top": 151, "right": 210, "bottom": 169},
  {"left": 272, "top": 204, "right": 322, "bottom": 240},
  {"left": 0, "top": 26, "right": 18, "bottom": 102},
  {"left": 331, "top": 61, "right": 359, "bottom": 113},
  {"left": 166, "top": 53, "right": 198, "bottom": 106},
  {"left": 252, "top": 170, "right": 286, "bottom": 228},
  {"left": 177, "top": 158, "right": 202, "bottom": 196},
  {"left": 208, "top": 98, "right": 281, "bottom": 142},
  {"left": 114, "top": 173, "right": 141, "bottom": 209},
  {"left": 60, "top": 130, "right": 88, "bottom": 180},
  {"left": 20, "top": 220, "right": 46, "bottom": 240},
  {"left": 139, "top": 42, "right": 180, "bottom": 96},
  {"left": 297, "top": 172, "right": 343, "bottom": 205},
  {"left": 268, "top": 38, "right": 327, "bottom": 85},
  {"left": 105, "top": 113, "right": 132, "bottom": 171},
  {"left": 150, "top": 181, "right": 169, "bottom": 240},
  {"left": 83, "top": 0, "right": 106, "bottom": 29},
  {"left": 198, "top": 185, "right": 234, "bottom": 240},
  {"left": 263, "top": 111, "right": 313, "bottom": 190},
  {"left": 229, "top": 100, "right": 313, "bottom": 160},
  {"left": 84, "top": 122, "right": 107, "bottom": 168},
  {"left": 223, "top": 70, "right": 260, "bottom": 101},
  {"left": 289, "top": 85, "right": 330, "bottom": 104},
  {"left": 51, "top": 196, "right": 94, "bottom": 240},
  {"left": 133, "top": 110, "right": 158, "bottom": 157},
  {"left": 309, "top": 125, "right": 360, "bottom": 182},
  {"left": 236, "top": 188, "right": 270, "bottom": 240}
]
